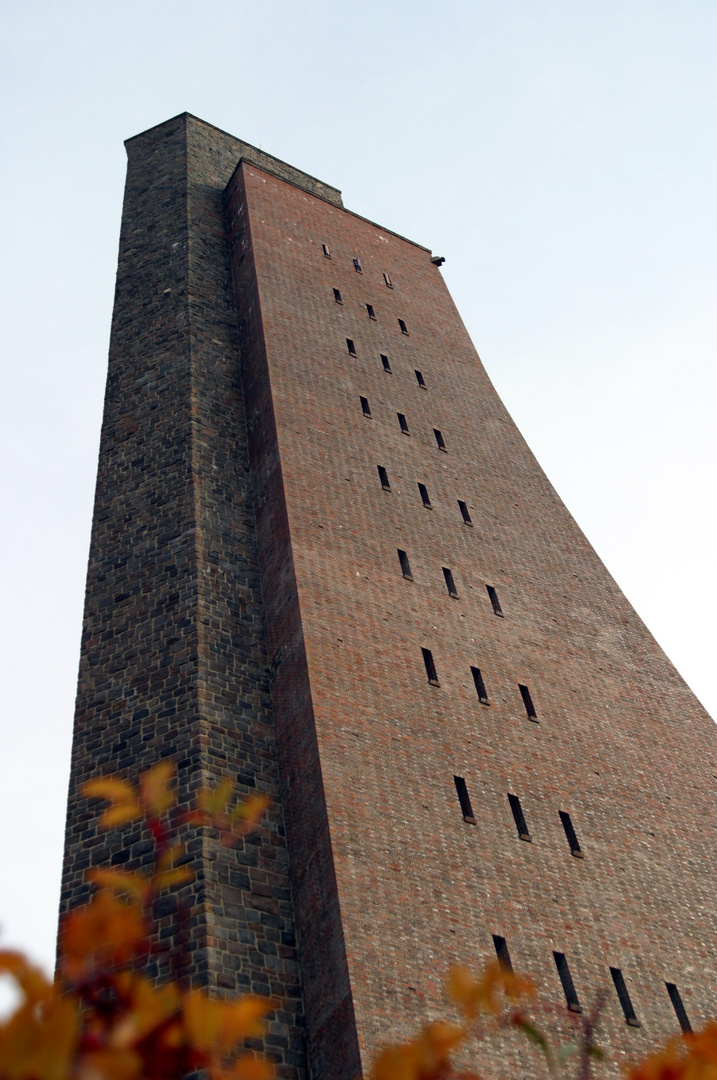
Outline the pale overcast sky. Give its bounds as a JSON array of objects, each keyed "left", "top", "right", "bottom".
[{"left": 1, "top": 1, "right": 715, "bottom": 988}]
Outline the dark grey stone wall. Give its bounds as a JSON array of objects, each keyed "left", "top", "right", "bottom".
[{"left": 60, "top": 114, "right": 308, "bottom": 1079}]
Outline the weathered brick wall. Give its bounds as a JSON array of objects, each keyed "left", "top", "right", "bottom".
[
  {"left": 225, "top": 161, "right": 716, "bottom": 1079},
  {"left": 63, "top": 112, "right": 716, "bottom": 1080}
]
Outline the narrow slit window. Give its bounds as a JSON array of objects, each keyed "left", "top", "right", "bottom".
[
  {"left": 377, "top": 465, "right": 391, "bottom": 491},
  {"left": 383, "top": 272, "right": 393, "bottom": 288},
  {"left": 415, "top": 369, "right": 426, "bottom": 388},
  {"left": 398, "top": 318, "right": 409, "bottom": 335},
  {"left": 665, "top": 984, "right": 692, "bottom": 1033},
  {"left": 398, "top": 549, "right": 413, "bottom": 580},
  {"left": 471, "top": 666, "right": 489, "bottom": 705},
  {"left": 398, "top": 413, "right": 410, "bottom": 434},
  {"left": 360, "top": 396, "right": 372, "bottom": 417},
  {"left": 422, "top": 647, "right": 439, "bottom": 686},
  {"left": 346, "top": 338, "right": 357, "bottom": 357},
  {"left": 434, "top": 428, "right": 447, "bottom": 452},
  {"left": 454, "top": 776, "right": 475, "bottom": 823},
  {"left": 381, "top": 353, "right": 392, "bottom": 373},
  {"left": 353, "top": 257, "right": 362, "bottom": 273},
  {"left": 333, "top": 288, "right": 343, "bottom": 304},
  {"left": 492, "top": 935, "right": 513, "bottom": 972},
  {"left": 508, "top": 793, "right": 531, "bottom": 841},
  {"left": 519, "top": 684, "right": 538, "bottom": 722},
  {"left": 322, "top": 243, "right": 331, "bottom": 258},
  {"left": 610, "top": 968, "right": 640, "bottom": 1027},
  {"left": 559, "top": 811, "right": 583, "bottom": 857},
  {"left": 418, "top": 483, "right": 431, "bottom": 507},
  {"left": 554, "top": 953, "right": 582, "bottom": 1013},
  {"left": 487, "top": 585, "right": 503, "bottom": 616},
  {"left": 458, "top": 500, "right": 473, "bottom": 525},
  {"left": 443, "top": 567, "right": 458, "bottom": 598},
  {"left": 366, "top": 303, "right": 376, "bottom": 320}
]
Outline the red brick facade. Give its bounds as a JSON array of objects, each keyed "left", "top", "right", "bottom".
[{"left": 62, "top": 114, "right": 716, "bottom": 1080}]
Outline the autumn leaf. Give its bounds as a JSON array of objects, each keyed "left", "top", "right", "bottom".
[
  {"left": 83, "top": 775, "right": 141, "bottom": 829},
  {"left": 0, "top": 994, "right": 78, "bottom": 1080},
  {"left": 75, "top": 1049, "right": 142, "bottom": 1080},
  {"left": 215, "top": 997, "right": 273, "bottom": 1053},
  {"left": 213, "top": 1054, "right": 275, "bottom": 1080},
  {"left": 370, "top": 1021, "right": 465, "bottom": 1080},
  {"left": 153, "top": 866, "right": 194, "bottom": 890},
  {"left": 231, "top": 793, "right": 269, "bottom": 830},
  {"left": 140, "top": 760, "right": 176, "bottom": 819},
  {"left": 87, "top": 868, "right": 153, "bottom": 903},
  {"left": 449, "top": 962, "right": 534, "bottom": 1019},
  {"left": 0, "top": 950, "right": 53, "bottom": 1004},
  {"left": 59, "top": 891, "right": 148, "bottom": 979}
]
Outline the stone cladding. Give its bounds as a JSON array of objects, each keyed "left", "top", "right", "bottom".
[{"left": 62, "top": 113, "right": 716, "bottom": 1080}]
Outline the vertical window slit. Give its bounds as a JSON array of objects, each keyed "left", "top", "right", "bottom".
[
  {"left": 458, "top": 500, "right": 472, "bottom": 525},
  {"left": 559, "top": 811, "right": 583, "bottom": 857},
  {"left": 471, "top": 666, "right": 489, "bottom": 705},
  {"left": 397, "top": 412, "right": 410, "bottom": 434},
  {"left": 415, "top": 369, "right": 426, "bottom": 388},
  {"left": 422, "top": 647, "right": 439, "bottom": 686},
  {"left": 434, "top": 429, "right": 447, "bottom": 451},
  {"left": 333, "top": 288, "right": 343, "bottom": 304},
  {"left": 418, "top": 483, "right": 431, "bottom": 507},
  {"left": 442, "top": 567, "right": 458, "bottom": 598},
  {"left": 487, "top": 585, "right": 503, "bottom": 616},
  {"left": 353, "top": 257, "right": 362, "bottom": 273},
  {"left": 492, "top": 935, "right": 513, "bottom": 972},
  {"left": 519, "top": 684, "right": 538, "bottom": 722},
  {"left": 377, "top": 465, "right": 391, "bottom": 491},
  {"left": 553, "top": 953, "right": 582, "bottom": 1013},
  {"left": 610, "top": 968, "right": 640, "bottom": 1027},
  {"left": 381, "top": 353, "right": 392, "bottom": 373},
  {"left": 398, "top": 549, "right": 413, "bottom": 580},
  {"left": 508, "top": 794, "right": 531, "bottom": 841},
  {"left": 665, "top": 984, "right": 692, "bottom": 1032},
  {"left": 360, "top": 396, "right": 372, "bottom": 417},
  {"left": 383, "top": 272, "right": 393, "bottom": 288},
  {"left": 454, "top": 776, "right": 475, "bottom": 823},
  {"left": 398, "top": 318, "right": 409, "bottom": 335},
  {"left": 366, "top": 303, "right": 376, "bottom": 319},
  {"left": 346, "top": 338, "right": 357, "bottom": 357},
  {"left": 322, "top": 243, "right": 331, "bottom": 258}
]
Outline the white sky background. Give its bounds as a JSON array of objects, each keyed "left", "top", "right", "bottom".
[{"left": 0, "top": 0, "right": 715, "bottom": 989}]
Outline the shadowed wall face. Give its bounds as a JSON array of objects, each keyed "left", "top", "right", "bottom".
[{"left": 60, "top": 115, "right": 308, "bottom": 1080}]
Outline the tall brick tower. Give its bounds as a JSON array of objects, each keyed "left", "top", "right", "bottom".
[{"left": 60, "top": 114, "right": 716, "bottom": 1080}]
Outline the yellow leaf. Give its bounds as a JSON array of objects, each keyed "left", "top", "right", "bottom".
[
  {"left": 83, "top": 777, "right": 137, "bottom": 804},
  {"left": 231, "top": 794, "right": 270, "bottom": 829},
  {"left": 99, "top": 802, "right": 142, "bottom": 829},
  {"left": 0, "top": 950, "right": 53, "bottom": 1004},
  {"left": 207, "top": 777, "right": 235, "bottom": 817},
  {"left": 87, "top": 869, "right": 152, "bottom": 903},
  {"left": 153, "top": 866, "right": 194, "bottom": 890},
  {"left": 140, "top": 760, "right": 176, "bottom": 818},
  {"left": 448, "top": 962, "right": 533, "bottom": 1019}
]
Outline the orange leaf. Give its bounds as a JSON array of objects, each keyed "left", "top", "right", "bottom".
[
  {"left": 157, "top": 843, "right": 186, "bottom": 873},
  {"left": 76, "top": 1049, "right": 142, "bottom": 1080},
  {"left": 448, "top": 962, "right": 533, "bottom": 1019},
  {"left": 0, "top": 993, "right": 78, "bottom": 1080},
  {"left": 214, "top": 1055, "right": 275, "bottom": 1080},
  {"left": 0, "top": 950, "right": 52, "bottom": 1004},
  {"left": 99, "top": 802, "right": 142, "bottom": 829},
  {"left": 59, "top": 892, "right": 147, "bottom": 979},
  {"left": 87, "top": 869, "right": 152, "bottom": 903},
  {"left": 83, "top": 776, "right": 137, "bottom": 804},
  {"left": 183, "top": 989, "right": 222, "bottom": 1051},
  {"left": 215, "top": 996, "right": 273, "bottom": 1053},
  {"left": 140, "top": 760, "right": 175, "bottom": 818}
]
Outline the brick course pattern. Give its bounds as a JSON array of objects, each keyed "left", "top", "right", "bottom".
[{"left": 62, "top": 113, "right": 716, "bottom": 1080}]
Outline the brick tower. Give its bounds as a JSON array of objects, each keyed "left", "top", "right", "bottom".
[{"left": 60, "top": 114, "right": 716, "bottom": 1080}]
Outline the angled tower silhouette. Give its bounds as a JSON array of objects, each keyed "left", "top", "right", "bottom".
[{"left": 61, "top": 114, "right": 716, "bottom": 1080}]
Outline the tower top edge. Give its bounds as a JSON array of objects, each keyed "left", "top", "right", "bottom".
[{"left": 124, "top": 111, "right": 344, "bottom": 207}]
